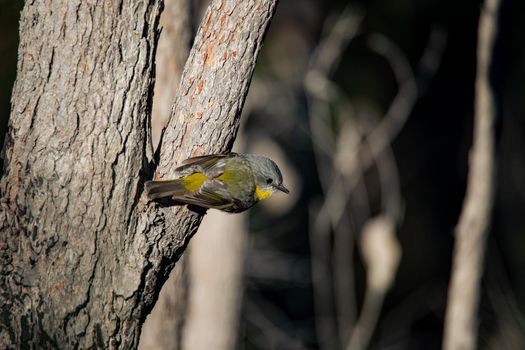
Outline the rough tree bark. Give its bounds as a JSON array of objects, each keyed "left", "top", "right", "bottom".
[{"left": 0, "top": 0, "right": 278, "bottom": 348}]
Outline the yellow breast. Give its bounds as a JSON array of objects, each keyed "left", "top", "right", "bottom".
[{"left": 255, "top": 185, "right": 273, "bottom": 201}]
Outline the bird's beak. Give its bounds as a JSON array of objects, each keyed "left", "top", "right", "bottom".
[{"left": 275, "top": 184, "right": 290, "bottom": 194}]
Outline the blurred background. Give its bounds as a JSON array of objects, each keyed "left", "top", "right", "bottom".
[{"left": 1, "top": 0, "right": 524, "bottom": 349}]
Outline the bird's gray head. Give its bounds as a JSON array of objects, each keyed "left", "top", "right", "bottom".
[{"left": 244, "top": 154, "right": 289, "bottom": 194}]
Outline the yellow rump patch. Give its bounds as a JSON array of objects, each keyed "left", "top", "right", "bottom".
[
  {"left": 217, "top": 171, "right": 233, "bottom": 183},
  {"left": 182, "top": 173, "right": 207, "bottom": 192},
  {"left": 255, "top": 185, "right": 273, "bottom": 201}
]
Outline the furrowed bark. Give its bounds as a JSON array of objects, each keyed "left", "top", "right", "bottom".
[
  {"left": 0, "top": 1, "right": 163, "bottom": 348},
  {"left": 0, "top": 0, "right": 278, "bottom": 348}
]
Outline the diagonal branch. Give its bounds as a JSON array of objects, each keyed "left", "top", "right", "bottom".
[{"left": 132, "top": 0, "right": 279, "bottom": 338}]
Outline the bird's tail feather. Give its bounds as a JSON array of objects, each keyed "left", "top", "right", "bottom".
[{"left": 145, "top": 179, "right": 187, "bottom": 200}]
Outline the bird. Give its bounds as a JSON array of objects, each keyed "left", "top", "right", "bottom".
[{"left": 145, "top": 153, "right": 289, "bottom": 213}]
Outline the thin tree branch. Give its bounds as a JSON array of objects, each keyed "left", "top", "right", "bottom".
[
  {"left": 443, "top": 0, "right": 501, "bottom": 348},
  {"left": 346, "top": 216, "right": 400, "bottom": 350}
]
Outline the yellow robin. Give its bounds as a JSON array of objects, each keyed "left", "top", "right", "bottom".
[{"left": 145, "top": 153, "right": 289, "bottom": 213}]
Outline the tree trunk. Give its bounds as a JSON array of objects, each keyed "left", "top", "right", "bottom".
[{"left": 0, "top": 0, "right": 278, "bottom": 348}]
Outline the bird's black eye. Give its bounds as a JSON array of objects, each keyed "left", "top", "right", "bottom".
[{"left": 266, "top": 178, "right": 273, "bottom": 185}]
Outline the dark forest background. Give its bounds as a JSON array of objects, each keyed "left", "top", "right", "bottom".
[{"left": 1, "top": 0, "right": 524, "bottom": 349}]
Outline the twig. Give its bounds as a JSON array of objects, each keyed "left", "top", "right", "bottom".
[
  {"left": 305, "top": 6, "right": 364, "bottom": 189},
  {"left": 442, "top": 0, "right": 501, "bottom": 349}
]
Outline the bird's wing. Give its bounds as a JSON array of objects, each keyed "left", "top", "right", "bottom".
[
  {"left": 175, "top": 179, "right": 235, "bottom": 210},
  {"left": 179, "top": 153, "right": 233, "bottom": 166},
  {"left": 174, "top": 156, "right": 255, "bottom": 211},
  {"left": 175, "top": 153, "right": 236, "bottom": 176}
]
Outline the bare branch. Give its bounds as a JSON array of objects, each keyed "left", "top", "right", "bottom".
[
  {"left": 157, "top": 0, "right": 278, "bottom": 171},
  {"left": 443, "top": 0, "right": 501, "bottom": 348},
  {"left": 346, "top": 216, "right": 401, "bottom": 350}
]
